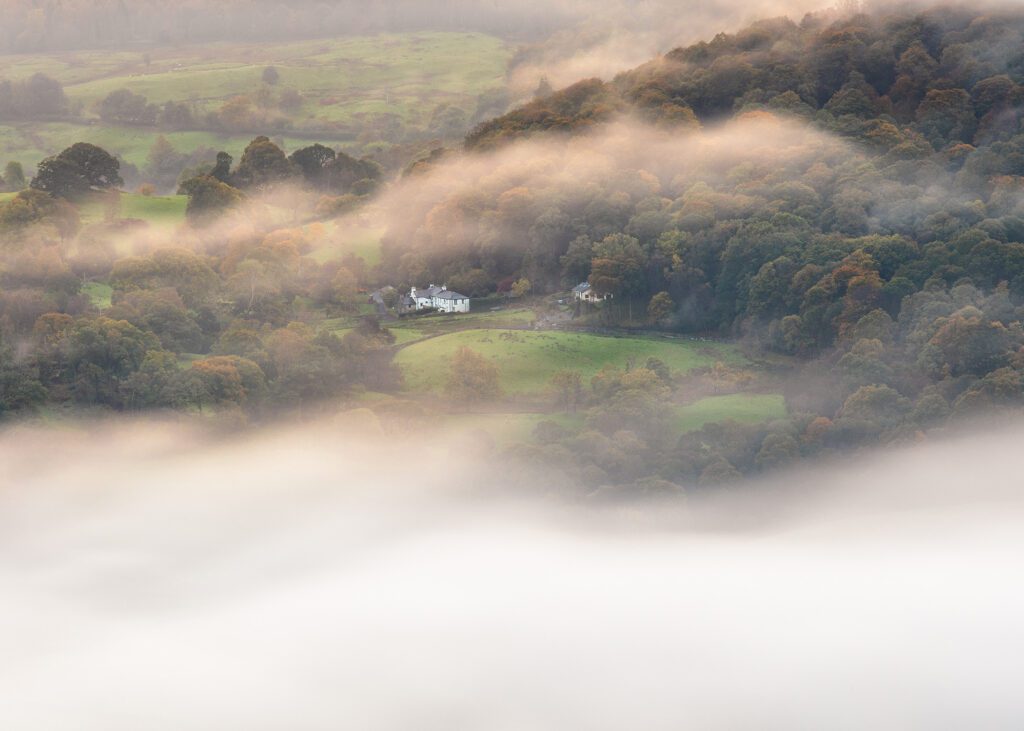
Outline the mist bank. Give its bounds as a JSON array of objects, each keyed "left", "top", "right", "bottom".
[{"left": 1, "top": 416, "right": 1023, "bottom": 728}]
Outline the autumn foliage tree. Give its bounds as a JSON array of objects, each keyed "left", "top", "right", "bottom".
[{"left": 446, "top": 347, "right": 501, "bottom": 403}]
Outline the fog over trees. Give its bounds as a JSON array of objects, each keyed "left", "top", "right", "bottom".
[{"left": 6, "top": 2, "right": 1024, "bottom": 488}]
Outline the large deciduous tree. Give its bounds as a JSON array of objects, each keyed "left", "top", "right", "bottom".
[
  {"left": 231, "top": 136, "right": 295, "bottom": 190},
  {"left": 31, "top": 143, "right": 123, "bottom": 200}
]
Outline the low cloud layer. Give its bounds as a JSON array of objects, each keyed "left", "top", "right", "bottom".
[{"left": 1, "top": 417, "right": 1023, "bottom": 728}]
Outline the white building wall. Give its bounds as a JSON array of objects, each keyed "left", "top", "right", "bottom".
[{"left": 433, "top": 297, "right": 471, "bottom": 313}]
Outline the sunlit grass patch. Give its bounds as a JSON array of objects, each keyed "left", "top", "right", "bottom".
[
  {"left": 81, "top": 281, "right": 113, "bottom": 309},
  {"left": 396, "top": 329, "right": 743, "bottom": 395},
  {"left": 673, "top": 393, "right": 787, "bottom": 432}
]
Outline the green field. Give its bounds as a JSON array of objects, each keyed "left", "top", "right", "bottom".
[
  {"left": 423, "top": 393, "right": 786, "bottom": 446},
  {"left": 77, "top": 193, "right": 187, "bottom": 225},
  {"left": 395, "top": 329, "right": 743, "bottom": 395},
  {"left": 0, "top": 32, "right": 513, "bottom": 170},
  {"left": 673, "top": 393, "right": 787, "bottom": 432},
  {"left": 81, "top": 281, "right": 113, "bottom": 309}
]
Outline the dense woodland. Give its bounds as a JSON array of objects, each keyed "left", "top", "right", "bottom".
[
  {"left": 6, "top": 4, "right": 1024, "bottom": 489},
  {"left": 0, "top": 136, "right": 394, "bottom": 420},
  {"left": 390, "top": 5, "right": 1024, "bottom": 484}
]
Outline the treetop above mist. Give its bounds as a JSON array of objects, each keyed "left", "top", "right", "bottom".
[{"left": 467, "top": 6, "right": 1024, "bottom": 151}]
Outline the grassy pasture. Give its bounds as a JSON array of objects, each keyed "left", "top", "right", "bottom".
[
  {"left": 672, "top": 393, "right": 787, "bottom": 432},
  {"left": 0, "top": 32, "right": 512, "bottom": 169},
  {"left": 395, "top": 329, "right": 743, "bottom": 395},
  {"left": 81, "top": 281, "right": 113, "bottom": 309},
  {"left": 77, "top": 193, "right": 187, "bottom": 225}
]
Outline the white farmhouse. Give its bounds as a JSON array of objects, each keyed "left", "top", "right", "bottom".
[
  {"left": 573, "top": 282, "right": 612, "bottom": 303},
  {"left": 404, "top": 284, "right": 471, "bottom": 313}
]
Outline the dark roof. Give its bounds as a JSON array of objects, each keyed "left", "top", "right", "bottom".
[
  {"left": 573, "top": 282, "right": 591, "bottom": 293},
  {"left": 434, "top": 290, "right": 468, "bottom": 300}
]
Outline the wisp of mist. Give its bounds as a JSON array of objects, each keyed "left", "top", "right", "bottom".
[{"left": 1, "top": 418, "right": 1023, "bottom": 729}]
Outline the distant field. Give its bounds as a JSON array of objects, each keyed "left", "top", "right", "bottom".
[
  {"left": 0, "top": 32, "right": 513, "bottom": 170},
  {"left": 395, "top": 329, "right": 742, "bottom": 395},
  {"left": 78, "top": 193, "right": 187, "bottom": 225},
  {"left": 673, "top": 393, "right": 787, "bottom": 432}
]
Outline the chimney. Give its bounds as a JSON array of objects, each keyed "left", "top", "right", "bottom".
[{"left": 411, "top": 287, "right": 417, "bottom": 297}]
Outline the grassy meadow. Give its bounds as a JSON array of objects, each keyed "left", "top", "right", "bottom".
[
  {"left": 0, "top": 32, "right": 513, "bottom": 170},
  {"left": 77, "top": 193, "right": 188, "bottom": 225},
  {"left": 672, "top": 393, "right": 787, "bottom": 432},
  {"left": 395, "top": 329, "right": 744, "bottom": 395}
]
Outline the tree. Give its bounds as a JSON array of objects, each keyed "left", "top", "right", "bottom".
[
  {"left": 698, "top": 458, "right": 742, "bottom": 486},
  {"left": 181, "top": 355, "right": 266, "bottom": 410},
  {"left": 0, "top": 189, "right": 79, "bottom": 239},
  {"left": 232, "top": 136, "right": 295, "bottom": 189},
  {"left": 755, "top": 432, "right": 800, "bottom": 471},
  {"left": 262, "top": 66, "right": 280, "bottom": 86},
  {"left": 179, "top": 175, "right": 243, "bottom": 226},
  {"left": 0, "top": 74, "right": 67, "bottom": 119},
  {"left": 31, "top": 143, "right": 123, "bottom": 199},
  {"left": 210, "top": 152, "right": 233, "bottom": 183},
  {"left": 289, "top": 143, "right": 336, "bottom": 186},
  {"left": 111, "top": 248, "right": 221, "bottom": 308},
  {"left": 321, "top": 151, "right": 381, "bottom": 193},
  {"left": 835, "top": 384, "right": 911, "bottom": 440},
  {"left": 41, "top": 316, "right": 162, "bottom": 406},
  {"left": 446, "top": 347, "right": 501, "bottom": 402},
  {"left": 916, "top": 88, "right": 976, "bottom": 147},
  {"left": 0, "top": 339, "right": 46, "bottom": 416},
  {"left": 158, "top": 100, "right": 194, "bottom": 129},
  {"left": 108, "top": 288, "right": 204, "bottom": 353},
  {"left": 647, "top": 291, "right": 674, "bottom": 325},
  {"left": 534, "top": 76, "right": 553, "bottom": 99},
  {"left": 560, "top": 235, "right": 594, "bottom": 284},
  {"left": 97, "top": 89, "right": 157, "bottom": 126},
  {"left": 924, "top": 311, "right": 1018, "bottom": 377},
  {"left": 511, "top": 277, "right": 532, "bottom": 298},
  {"left": 330, "top": 267, "right": 360, "bottom": 308},
  {"left": 550, "top": 370, "right": 583, "bottom": 412},
  {"left": 3, "top": 161, "right": 26, "bottom": 191},
  {"left": 448, "top": 269, "right": 494, "bottom": 298}
]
